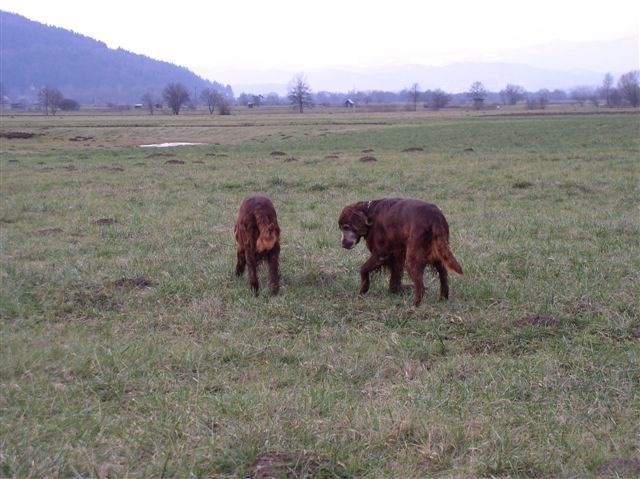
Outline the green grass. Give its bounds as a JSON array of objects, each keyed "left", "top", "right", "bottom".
[{"left": 1, "top": 110, "right": 639, "bottom": 478}]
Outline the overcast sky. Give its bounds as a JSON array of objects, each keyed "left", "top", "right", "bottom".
[{"left": 1, "top": 0, "right": 638, "bottom": 88}]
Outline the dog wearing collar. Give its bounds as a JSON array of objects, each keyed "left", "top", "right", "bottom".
[{"left": 338, "top": 198, "right": 463, "bottom": 306}]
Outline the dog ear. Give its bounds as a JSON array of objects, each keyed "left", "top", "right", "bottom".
[{"left": 353, "top": 210, "right": 371, "bottom": 235}]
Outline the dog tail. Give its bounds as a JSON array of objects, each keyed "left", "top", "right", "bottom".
[{"left": 434, "top": 226, "right": 463, "bottom": 276}]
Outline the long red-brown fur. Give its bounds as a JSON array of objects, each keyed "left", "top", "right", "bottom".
[
  {"left": 338, "top": 197, "right": 463, "bottom": 306},
  {"left": 234, "top": 195, "right": 281, "bottom": 295}
]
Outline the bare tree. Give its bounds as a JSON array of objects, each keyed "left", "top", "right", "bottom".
[
  {"left": 141, "top": 92, "right": 155, "bottom": 115},
  {"left": 266, "top": 92, "right": 281, "bottom": 106},
  {"left": 601, "top": 73, "right": 614, "bottom": 107},
  {"left": 288, "top": 74, "right": 313, "bottom": 113},
  {"left": 526, "top": 90, "right": 549, "bottom": 110},
  {"left": 426, "top": 89, "right": 451, "bottom": 110},
  {"left": 407, "top": 83, "right": 420, "bottom": 111},
  {"left": 570, "top": 86, "right": 595, "bottom": 107},
  {"left": 468, "top": 81, "right": 487, "bottom": 110},
  {"left": 200, "top": 88, "right": 220, "bottom": 114},
  {"left": 500, "top": 84, "right": 526, "bottom": 105},
  {"left": 163, "top": 82, "right": 190, "bottom": 115},
  {"left": 217, "top": 94, "right": 231, "bottom": 115},
  {"left": 38, "top": 87, "right": 63, "bottom": 115},
  {"left": 618, "top": 70, "right": 640, "bottom": 107}
]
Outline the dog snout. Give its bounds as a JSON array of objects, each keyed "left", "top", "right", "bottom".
[{"left": 342, "top": 240, "right": 355, "bottom": 249}]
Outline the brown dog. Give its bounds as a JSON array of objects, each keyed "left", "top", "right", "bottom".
[
  {"left": 338, "top": 198, "right": 463, "bottom": 306},
  {"left": 234, "top": 195, "right": 281, "bottom": 295}
]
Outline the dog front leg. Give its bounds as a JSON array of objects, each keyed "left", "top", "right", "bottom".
[
  {"left": 359, "top": 254, "right": 386, "bottom": 295},
  {"left": 235, "top": 247, "right": 246, "bottom": 276},
  {"left": 245, "top": 250, "right": 259, "bottom": 295},
  {"left": 388, "top": 255, "right": 405, "bottom": 293},
  {"left": 267, "top": 243, "right": 280, "bottom": 296}
]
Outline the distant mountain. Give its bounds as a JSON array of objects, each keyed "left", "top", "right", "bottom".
[
  {"left": 233, "top": 61, "right": 630, "bottom": 96},
  {"left": 228, "top": 37, "right": 638, "bottom": 96},
  {"left": 0, "top": 11, "right": 232, "bottom": 105}
]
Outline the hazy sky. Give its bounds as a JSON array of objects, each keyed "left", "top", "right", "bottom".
[{"left": 1, "top": 0, "right": 638, "bottom": 87}]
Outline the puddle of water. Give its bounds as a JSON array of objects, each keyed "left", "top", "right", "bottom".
[{"left": 139, "top": 142, "right": 205, "bottom": 148}]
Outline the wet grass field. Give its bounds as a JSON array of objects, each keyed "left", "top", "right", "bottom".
[{"left": 1, "top": 109, "right": 639, "bottom": 477}]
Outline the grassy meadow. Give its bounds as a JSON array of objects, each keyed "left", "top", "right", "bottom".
[{"left": 1, "top": 109, "right": 639, "bottom": 478}]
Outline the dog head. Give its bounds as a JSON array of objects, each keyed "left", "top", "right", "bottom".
[{"left": 338, "top": 202, "right": 371, "bottom": 249}]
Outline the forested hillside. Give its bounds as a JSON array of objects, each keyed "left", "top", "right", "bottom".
[{"left": 0, "top": 11, "right": 232, "bottom": 105}]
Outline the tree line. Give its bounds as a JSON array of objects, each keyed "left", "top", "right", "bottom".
[{"left": 4, "top": 70, "right": 638, "bottom": 115}]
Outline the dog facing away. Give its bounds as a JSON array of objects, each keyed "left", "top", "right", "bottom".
[
  {"left": 234, "top": 194, "right": 281, "bottom": 296},
  {"left": 338, "top": 198, "right": 463, "bottom": 306}
]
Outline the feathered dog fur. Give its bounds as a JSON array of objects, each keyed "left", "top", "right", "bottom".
[
  {"left": 234, "top": 195, "right": 281, "bottom": 295},
  {"left": 338, "top": 197, "right": 463, "bottom": 306}
]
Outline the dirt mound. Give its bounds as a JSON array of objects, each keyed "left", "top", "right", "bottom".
[
  {"left": 402, "top": 147, "right": 424, "bottom": 152},
  {"left": 324, "top": 155, "right": 339, "bottom": 159},
  {"left": 359, "top": 156, "right": 377, "bottom": 162},
  {"left": 145, "top": 152, "right": 175, "bottom": 158},
  {"left": 165, "top": 159, "right": 185, "bottom": 164},
  {"left": 0, "top": 131, "right": 36, "bottom": 139},
  {"left": 93, "top": 218, "right": 116, "bottom": 225},
  {"left": 69, "top": 136, "right": 94, "bottom": 142},
  {"left": 270, "top": 151, "right": 287, "bottom": 156},
  {"left": 113, "top": 277, "right": 154, "bottom": 289},
  {"left": 362, "top": 148, "right": 374, "bottom": 153}
]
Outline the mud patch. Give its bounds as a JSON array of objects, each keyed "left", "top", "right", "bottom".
[
  {"left": 192, "top": 160, "right": 205, "bottom": 164},
  {"left": 271, "top": 151, "right": 287, "bottom": 156},
  {"left": 516, "top": 315, "right": 560, "bottom": 327},
  {"left": 93, "top": 218, "right": 116, "bottom": 225},
  {"left": 0, "top": 131, "right": 36, "bottom": 139},
  {"left": 284, "top": 157, "right": 297, "bottom": 162},
  {"left": 402, "top": 147, "right": 424, "bottom": 152},
  {"left": 362, "top": 148, "right": 374, "bottom": 153},
  {"left": 513, "top": 181, "right": 534, "bottom": 189},
  {"left": 325, "top": 155, "right": 339, "bottom": 159},
  {"left": 165, "top": 159, "right": 185, "bottom": 165},
  {"left": 360, "top": 156, "right": 377, "bottom": 162},
  {"left": 145, "top": 152, "right": 176, "bottom": 158},
  {"left": 597, "top": 458, "right": 640, "bottom": 478},
  {"left": 97, "top": 166, "right": 124, "bottom": 172},
  {"left": 38, "top": 227, "right": 63, "bottom": 236},
  {"left": 113, "top": 276, "right": 154, "bottom": 289},
  {"left": 247, "top": 451, "right": 346, "bottom": 479},
  {"left": 69, "top": 136, "right": 94, "bottom": 142}
]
